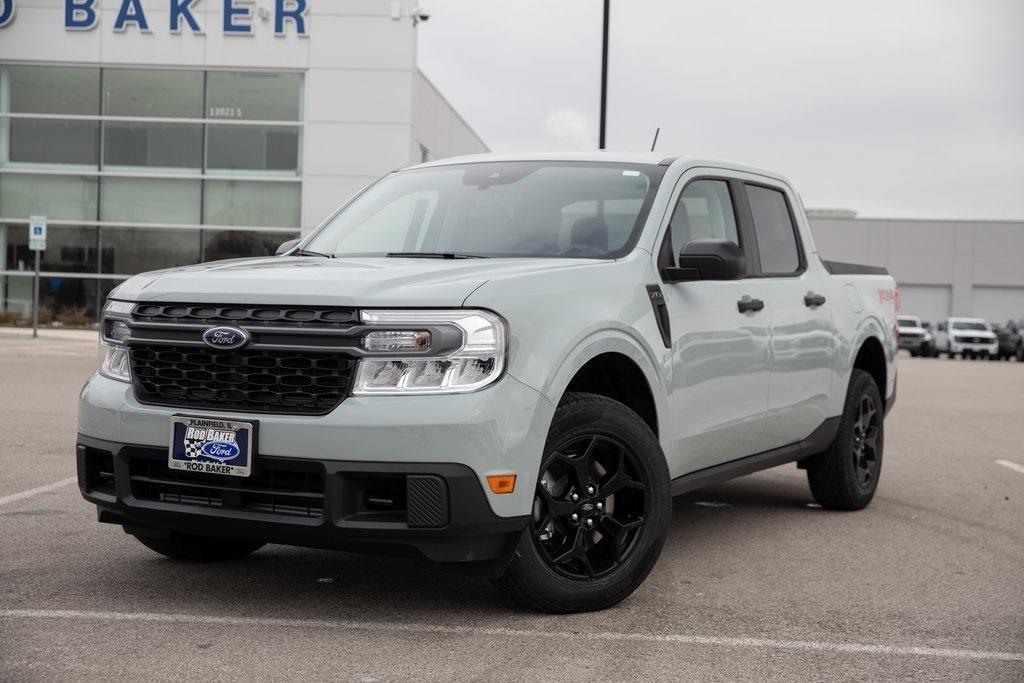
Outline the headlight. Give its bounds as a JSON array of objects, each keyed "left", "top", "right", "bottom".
[
  {"left": 99, "top": 300, "right": 134, "bottom": 383},
  {"left": 353, "top": 310, "right": 506, "bottom": 394}
]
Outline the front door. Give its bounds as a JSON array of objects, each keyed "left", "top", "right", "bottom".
[{"left": 658, "top": 175, "right": 771, "bottom": 474}]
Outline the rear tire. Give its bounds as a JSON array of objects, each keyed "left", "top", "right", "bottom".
[
  {"left": 133, "top": 532, "right": 265, "bottom": 561},
  {"left": 494, "top": 392, "right": 671, "bottom": 613},
  {"left": 806, "top": 370, "right": 883, "bottom": 511}
]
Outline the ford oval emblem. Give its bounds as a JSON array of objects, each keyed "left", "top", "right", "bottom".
[
  {"left": 200, "top": 441, "right": 241, "bottom": 462},
  {"left": 202, "top": 326, "right": 251, "bottom": 350}
]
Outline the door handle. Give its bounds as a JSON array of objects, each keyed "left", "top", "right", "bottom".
[
  {"left": 804, "top": 292, "right": 827, "bottom": 307},
  {"left": 737, "top": 295, "right": 765, "bottom": 314}
]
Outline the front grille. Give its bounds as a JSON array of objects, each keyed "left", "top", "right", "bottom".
[
  {"left": 133, "top": 303, "right": 357, "bottom": 328},
  {"left": 900, "top": 331, "right": 923, "bottom": 338},
  {"left": 130, "top": 455, "right": 324, "bottom": 519},
  {"left": 956, "top": 336, "right": 987, "bottom": 344},
  {"left": 130, "top": 345, "right": 356, "bottom": 415}
]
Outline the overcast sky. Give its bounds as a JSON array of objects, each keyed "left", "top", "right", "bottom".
[{"left": 418, "top": 0, "right": 1024, "bottom": 220}]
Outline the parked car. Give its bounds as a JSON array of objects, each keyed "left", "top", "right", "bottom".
[
  {"left": 992, "top": 321, "right": 1023, "bottom": 361},
  {"left": 933, "top": 317, "right": 999, "bottom": 359},
  {"left": 78, "top": 153, "right": 898, "bottom": 613},
  {"left": 897, "top": 315, "right": 934, "bottom": 357}
]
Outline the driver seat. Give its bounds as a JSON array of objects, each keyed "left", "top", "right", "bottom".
[{"left": 570, "top": 216, "right": 609, "bottom": 252}]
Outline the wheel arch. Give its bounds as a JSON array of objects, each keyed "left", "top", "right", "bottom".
[
  {"left": 851, "top": 334, "right": 887, "bottom": 404},
  {"left": 541, "top": 330, "right": 668, "bottom": 442}
]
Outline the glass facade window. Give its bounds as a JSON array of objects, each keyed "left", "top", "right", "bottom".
[
  {"left": 100, "top": 227, "right": 201, "bottom": 274},
  {"left": 0, "top": 174, "right": 99, "bottom": 221},
  {"left": 206, "top": 71, "right": 302, "bottom": 121},
  {"left": 0, "top": 274, "right": 122, "bottom": 325},
  {"left": 3, "top": 224, "right": 98, "bottom": 273},
  {"left": 9, "top": 119, "right": 99, "bottom": 166},
  {"left": 203, "top": 180, "right": 301, "bottom": 227},
  {"left": 206, "top": 124, "right": 300, "bottom": 172},
  {"left": 102, "top": 68, "right": 203, "bottom": 118},
  {"left": 0, "top": 64, "right": 306, "bottom": 325},
  {"left": 103, "top": 122, "right": 202, "bottom": 169},
  {"left": 203, "top": 230, "right": 298, "bottom": 262},
  {"left": 99, "top": 177, "right": 202, "bottom": 224},
  {"left": 8, "top": 65, "right": 100, "bottom": 115}
]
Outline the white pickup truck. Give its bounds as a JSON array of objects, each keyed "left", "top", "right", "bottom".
[
  {"left": 932, "top": 317, "right": 999, "bottom": 359},
  {"left": 897, "top": 315, "right": 934, "bottom": 356},
  {"left": 79, "top": 153, "right": 899, "bottom": 612}
]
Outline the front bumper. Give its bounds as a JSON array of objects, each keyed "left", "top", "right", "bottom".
[
  {"left": 897, "top": 336, "right": 928, "bottom": 350},
  {"left": 78, "top": 435, "right": 529, "bottom": 575},
  {"left": 949, "top": 341, "right": 999, "bottom": 355},
  {"left": 79, "top": 372, "right": 555, "bottom": 519}
]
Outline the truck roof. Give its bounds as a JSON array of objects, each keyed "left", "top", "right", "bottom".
[{"left": 402, "top": 152, "right": 792, "bottom": 187}]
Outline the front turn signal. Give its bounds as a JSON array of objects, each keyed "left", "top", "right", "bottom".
[{"left": 487, "top": 474, "right": 517, "bottom": 495}]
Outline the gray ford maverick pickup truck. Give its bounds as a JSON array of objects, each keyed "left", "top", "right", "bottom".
[{"left": 79, "top": 152, "right": 898, "bottom": 612}]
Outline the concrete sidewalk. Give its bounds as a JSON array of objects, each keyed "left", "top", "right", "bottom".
[{"left": 0, "top": 325, "right": 98, "bottom": 343}]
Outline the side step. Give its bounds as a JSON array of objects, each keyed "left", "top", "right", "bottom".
[{"left": 670, "top": 417, "right": 840, "bottom": 496}]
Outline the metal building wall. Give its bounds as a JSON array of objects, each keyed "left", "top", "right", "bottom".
[{"left": 809, "top": 218, "right": 1024, "bottom": 323}]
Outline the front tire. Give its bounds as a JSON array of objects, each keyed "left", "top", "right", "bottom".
[
  {"left": 806, "top": 370, "right": 883, "bottom": 511},
  {"left": 494, "top": 392, "right": 671, "bottom": 613},
  {"left": 133, "top": 532, "right": 265, "bottom": 561}
]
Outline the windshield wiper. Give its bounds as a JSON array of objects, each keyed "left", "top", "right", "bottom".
[
  {"left": 385, "top": 252, "right": 487, "bottom": 259},
  {"left": 293, "top": 248, "right": 334, "bottom": 258}
]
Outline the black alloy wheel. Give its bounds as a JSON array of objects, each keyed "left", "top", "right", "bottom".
[
  {"left": 532, "top": 433, "right": 647, "bottom": 579},
  {"left": 494, "top": 392, "right": 670, "bottom": 613},
  {"left": 806, "top": 369, "right": 884, "bottom": 510},
  {"left": 850, "top": 394, "right": 881, "bottom": 492}
]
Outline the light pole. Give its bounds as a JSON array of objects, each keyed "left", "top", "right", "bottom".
[{"left": 599, "top": 0, "right": 609, "bottom": 149}]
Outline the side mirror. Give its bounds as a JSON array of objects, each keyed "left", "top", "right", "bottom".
[
  {"left": 275, "top": 238, "right": 301, "bottom": 256},
  {"left": 663, "top": 239, "right": 746, "bottom": 282}
]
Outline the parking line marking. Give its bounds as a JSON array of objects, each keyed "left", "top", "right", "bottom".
[
  {"left": 0, "top": 477, "right": 77, "bottom": 507},
  {"left": 995, "top": 460, "right": 1024, "bottom": 476},
  {"left": 1, "top": 609, "right": 1021, "bottom": 662}
]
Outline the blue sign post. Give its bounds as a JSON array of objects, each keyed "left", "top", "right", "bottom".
[{"left": 29, "top": 216, "right": 46, "bottom": 339}]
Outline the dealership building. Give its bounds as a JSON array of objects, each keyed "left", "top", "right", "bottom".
[
  {"left": 1, "top": 2, "right": 1022, "bottom": 326},
  {"left": 0, "top": 0, "right": 487, "bottom": 322}
]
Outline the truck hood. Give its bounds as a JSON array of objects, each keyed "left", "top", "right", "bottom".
[{"left": 111, "top": 256, "right": 600, "bottom": 307}]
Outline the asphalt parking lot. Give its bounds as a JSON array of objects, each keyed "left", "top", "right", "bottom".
[{"left": 0, "top": 333, "right": 1021, "bottom": 681}]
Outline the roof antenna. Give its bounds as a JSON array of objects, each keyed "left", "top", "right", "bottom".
[{"left": 650, "top": 127, "right": 660, "bottom": 152}]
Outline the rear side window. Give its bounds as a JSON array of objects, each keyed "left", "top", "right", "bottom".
[
  {"left": 668, "top": 179, "right": 739, "bottom": 254},
  {"left": 746, "top": 184, "right": 801, "bottom": 274}
]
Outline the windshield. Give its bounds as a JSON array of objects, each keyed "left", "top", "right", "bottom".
[
  {"left": 952, "top": 321, "right": 988, "bottom": 331},
  {"left": 898, "top": 317, "right": 919, "bottom": 327},
  {"left": 303, "top": 161, "right": 665, "bottom": 259}
]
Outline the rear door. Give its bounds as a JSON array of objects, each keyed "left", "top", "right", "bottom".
[
  {"left": 655, "top": 172, "right": 771, "bottom": 473},
  {"left": 741, "top": 181, "right": 835, "bottom": 450}
]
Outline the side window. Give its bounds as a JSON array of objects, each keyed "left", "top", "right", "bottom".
[
  {"left": 746, "top": 184, "right": 802, "bottom": 274},
  {"left": 668, "top": 179, "right": 738, "bottom": 255}
]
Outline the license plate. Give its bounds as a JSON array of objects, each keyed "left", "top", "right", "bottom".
[{"left": 169, "top": 416, "right": 255, "bottom": 478}]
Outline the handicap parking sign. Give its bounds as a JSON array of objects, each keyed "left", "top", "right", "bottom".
[{"left": 29, "top": 216, "right": 47, "bottom": 251}]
